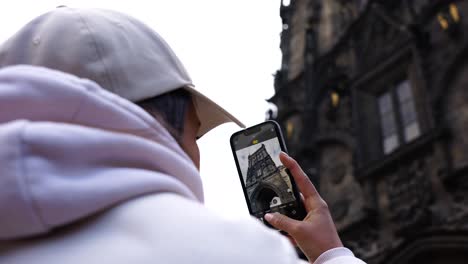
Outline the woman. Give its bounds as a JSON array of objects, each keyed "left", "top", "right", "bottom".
[{"left": 0, "top": 7, "right": 364, "bottom": 264}]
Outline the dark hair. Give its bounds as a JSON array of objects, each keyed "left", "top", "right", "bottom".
[{"left": 137, "top": 89, "right": 192, "bottom": 140}]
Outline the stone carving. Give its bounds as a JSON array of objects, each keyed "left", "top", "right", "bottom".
[
  {"left": 329, "top": 162, "right": 347, "bottom": 184},
  {"left": 443, "top": 171, "right": 468, "bottom": 229},
  {"left": 344, "top": 226, "right": 381, "bottom": 260},
  {"left": 319, "top": 143, "right": 366, "bottom": 229},
  {"left": 386, "top": 159, "right": 432, "bottom": 235},
  {"left": 330, "top": 199, "right": 350, "bottom": 221}
]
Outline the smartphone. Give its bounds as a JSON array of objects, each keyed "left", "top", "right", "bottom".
[{"left": 230, "top": 120, "right": 306, "bottom": 229}]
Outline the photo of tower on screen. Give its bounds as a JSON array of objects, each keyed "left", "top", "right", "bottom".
[{"left": 235, "top": 137, "right": 297, "bottom": 218}]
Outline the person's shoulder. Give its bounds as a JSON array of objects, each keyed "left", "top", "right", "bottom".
[
  {"left": 0, "top": 193, "right": 303, "bottom": 264},
  {"left": 107, "top": 193, "right": 301, "bottom": 263}
]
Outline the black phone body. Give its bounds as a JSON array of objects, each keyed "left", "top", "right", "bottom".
[{"left": 230, "top": 120, "right": 306, "bottom": 228}]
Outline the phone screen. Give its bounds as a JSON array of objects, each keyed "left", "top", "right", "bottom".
[{"left": 231, "top": 121, "right": 304, "bottom": 224}]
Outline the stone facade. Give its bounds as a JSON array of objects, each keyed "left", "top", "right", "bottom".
[{"left": 270, "top": 0, "right": 468, "bottom": 263}]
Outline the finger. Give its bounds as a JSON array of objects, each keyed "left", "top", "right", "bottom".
[
  {"left": 279, "top": 152, "right": 320, "bottom": 200},
  {"left": 264, "top": 213, "right": 301, "bottom": 236},
  {"left": 299, "top": 193, "right": 313, "bottom": 212},
  {"left": 300, "top": 193, "right": 305, "bottom": 202}
]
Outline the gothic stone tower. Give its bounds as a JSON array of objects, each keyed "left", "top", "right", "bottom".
[
  {"left": 245, "top": 144, "right": 295, "bottom": 214},
  {"left": 270, "top": 0, "right": 468, "bottom": 263}
]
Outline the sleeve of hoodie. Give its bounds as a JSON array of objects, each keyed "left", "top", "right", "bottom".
[{"left": 309, "top": 247, "right": 366, "bottom": 264}]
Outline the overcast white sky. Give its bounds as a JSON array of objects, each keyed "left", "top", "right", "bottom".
[{"left": 1, "top": 0, "right": 283, "bottom": 219}]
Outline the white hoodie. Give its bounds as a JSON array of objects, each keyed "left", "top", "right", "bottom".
[{"left": 0, "top": 65, "right": 364, "bottom": 264}]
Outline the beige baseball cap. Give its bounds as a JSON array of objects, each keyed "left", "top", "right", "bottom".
[{"left": 0, "top": 7, "right": 244, "bottom": 137}]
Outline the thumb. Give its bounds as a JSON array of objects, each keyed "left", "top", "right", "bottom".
[{"left": 264, "top": 213, "right": 301, "bottom": 235}]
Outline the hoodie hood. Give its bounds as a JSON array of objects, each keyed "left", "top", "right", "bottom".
[{"left": 0, "top": 65, "right": 203, "bottom": 240}]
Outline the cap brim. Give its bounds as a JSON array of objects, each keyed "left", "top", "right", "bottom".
[{"left": 184, "top": 85, "right": 245, "bottom": 137}]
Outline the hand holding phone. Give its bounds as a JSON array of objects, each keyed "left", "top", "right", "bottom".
[
  {"left": 230, "top": 121, "right": 306, "bottom": 228},
  {"left": 265, "top": 152, "right": 344, "bottom": 263},
  {"left": 231, "top": 121, "right": 345, "bottom": 263}
]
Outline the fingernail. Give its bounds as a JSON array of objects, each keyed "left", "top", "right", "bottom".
[
  {"left": 264, "top": 213, "right": 273, "bottom": 222},
  {"left": 280, "top": 151, "right": 290, "bottom": 158}
]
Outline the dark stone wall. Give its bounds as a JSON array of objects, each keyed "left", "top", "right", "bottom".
[{"left": 270, "top": 0, "right": 468, "bottom": 263}]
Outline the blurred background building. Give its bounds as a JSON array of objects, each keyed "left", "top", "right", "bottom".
[{"left": 269, "top": 0, "right": 468, "bottom": 263}]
